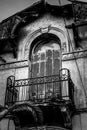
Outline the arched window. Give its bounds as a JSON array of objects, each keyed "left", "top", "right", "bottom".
[{"left": 29, "top": 33, "right": 62, "bottom": 101}]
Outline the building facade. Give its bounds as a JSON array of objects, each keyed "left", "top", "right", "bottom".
[{"left": 0, "top": 0, "right": 87, "bottom": 130}]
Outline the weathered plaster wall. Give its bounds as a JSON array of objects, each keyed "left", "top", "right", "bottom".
[
  {"left": 72, "top": 112, "right": 87, "bottom": 130},
  {"left": 0, "top": 14, "right": 87, "bottom": 109},
  {"left": 0, "top": 119, "right": 15, "bottom": 130},
  {"left": 63, "top": 58, "right": 87, "bottom": 108}
]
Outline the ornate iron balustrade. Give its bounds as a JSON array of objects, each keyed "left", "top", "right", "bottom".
[
  {"left": 5, "top": 68, "right": 74, "bottom": 107},
  {"left": 15, "top": 75, "right": 60, "bottom": 86}
]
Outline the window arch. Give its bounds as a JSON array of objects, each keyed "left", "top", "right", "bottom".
[{"left": 29, "top": 33, "right": 61, "bottom": 77}]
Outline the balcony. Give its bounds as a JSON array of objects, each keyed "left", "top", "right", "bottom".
[
  {"left": 3, "top": 68, "right": 75, "bottom": 129},
  {"left": 5, "top": 68, "right": 74, "bottom": 107}
]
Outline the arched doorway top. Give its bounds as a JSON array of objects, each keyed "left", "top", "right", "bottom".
[{"left": 29, "top": 33, "right": 61, "bottom": 60}]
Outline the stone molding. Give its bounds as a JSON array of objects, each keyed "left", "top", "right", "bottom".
[
  {"left": 62, "top": 49, "right": 87, "bottom": 61},
  {"left": 0, "top": 50, "right": 87, "bottom": 70},
  {"left": 0, "top": 60, "right": 28, "bottom": 70},
  {"left": 24, "top": 26, "right": 68, "bottom": 60}
]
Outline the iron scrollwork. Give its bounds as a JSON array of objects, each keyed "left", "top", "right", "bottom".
[{"left": 14, "top": 75, "right": 61, "bottom": 87}]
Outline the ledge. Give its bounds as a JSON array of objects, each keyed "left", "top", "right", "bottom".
[
  {"left": 0, "top": 49, "right": 87, "bottom": 70},
  {"left": 0, "top": 60, "right": 28, "bottom": 70},
  {"left": 62, "top": 49, "right": 87, "bottom": 61}
]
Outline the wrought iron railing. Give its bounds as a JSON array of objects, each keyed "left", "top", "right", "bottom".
[{"left": 5, "top": 68, "right": 74, "bottom": 106}]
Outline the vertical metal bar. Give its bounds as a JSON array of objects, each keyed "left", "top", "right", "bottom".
[
  {"left": 53, "top": 80, "right": 54, "bottom": 98},
  {"left": 28, "top": 84, "right": 30, "bottom": 101},
  {"left": 45, "top": 80, "right": 46, "bottom": 102},
  {"left": 68, "top": 77, "right": 69, "bottom": 100},
  {"left": 12, "top": 86, "right": 14, "bottom": 104},
  {"left": 4, "top": 78, "right": 8, "bottom": 106},
  {"left": 59, "top": 70, "right": 62, "bottom": 100},
  {"left": 37, "top": 84, "right": 38, "bottom": 102}
]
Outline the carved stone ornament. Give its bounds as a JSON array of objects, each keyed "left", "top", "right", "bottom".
[
  {"left": 73, "top": 2, "right": 87, "bottom": 22},
  {"left": 0, "top": 16, "right": 24, "bottom": 40}
]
